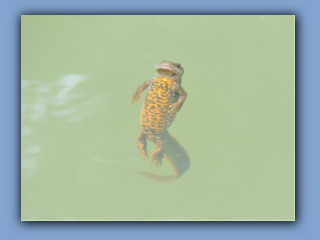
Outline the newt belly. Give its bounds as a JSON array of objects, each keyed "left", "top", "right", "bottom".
[
  {"left": 140, "top": 77, "right": 178, "bottom": 135},
  {"left": 132, "top": 60, "right": 189, "bottom": 182}
]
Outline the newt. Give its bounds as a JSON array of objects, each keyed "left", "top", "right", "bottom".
[{"left": 132, "top": 61, "right": 190, "bottom": 182}]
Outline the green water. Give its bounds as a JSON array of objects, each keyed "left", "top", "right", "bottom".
[{"left": 21, "top": 15, "right": 295, "bottom": 221}]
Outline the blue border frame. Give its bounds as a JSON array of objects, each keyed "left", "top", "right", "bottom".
[{"left": 2, "top": 0, "right": 319, "bottom": 239}]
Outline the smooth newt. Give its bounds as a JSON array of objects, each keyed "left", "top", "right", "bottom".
[{"left": 132, "top": 61, "right": 189, "bottom": 181}]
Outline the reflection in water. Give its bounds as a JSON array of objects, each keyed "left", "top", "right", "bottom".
[
  {"left": 140, "top": 130, "right": 190, "bottom": 183},
  {"left": 21, "top": 74, "right": 105, "bottom": 177},
  {"left": 52, "top": 75, "right": 87, "bottom": 106}
]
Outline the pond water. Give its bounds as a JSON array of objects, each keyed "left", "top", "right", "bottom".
[{"left": 21, "top": 15, "right": 294, "bottom": 221}]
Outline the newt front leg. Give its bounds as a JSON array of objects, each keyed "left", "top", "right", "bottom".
[
  {"left": 168, "top": 86, "right": 187, "bottom": 116},
  {"left": 132, "top": 79, "right": 152, "bottom": 104}
]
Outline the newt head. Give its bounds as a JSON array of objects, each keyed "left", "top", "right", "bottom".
[{"left": 155, "top": 61, "right": 184, "bottom": 79}]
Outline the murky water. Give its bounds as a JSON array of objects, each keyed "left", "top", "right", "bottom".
[{"left": 21, "top": 15, "right": 294, "bottom": 221}]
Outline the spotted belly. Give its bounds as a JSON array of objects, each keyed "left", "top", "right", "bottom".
[{"left": 140, "top": 78, "right": 177, "bottom": 134}]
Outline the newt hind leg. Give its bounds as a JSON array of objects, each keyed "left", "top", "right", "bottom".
[
  {"left": 148, "top": 135, "right": 164, "bottom": 169},
  {"left": 137, "top": 131, "right": 148, "bottom": 160}
]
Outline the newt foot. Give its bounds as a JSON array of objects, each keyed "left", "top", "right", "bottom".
[
  {"left": 138, "top": 143, "right": 148, "bottom": 161},
  {"left": 132, "top": 93, "right": 141, "bottom": 104},
  {"left": 148, "top": 150, "right": 164, "bottom": 169}
]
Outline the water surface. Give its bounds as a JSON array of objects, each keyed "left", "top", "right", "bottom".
[{"left": 21, "top": 15, "right": 295, "bottom": 221}]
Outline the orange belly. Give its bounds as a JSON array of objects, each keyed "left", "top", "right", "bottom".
[{"left": 140, "top": 77, "right": 178, "bottom": 134}]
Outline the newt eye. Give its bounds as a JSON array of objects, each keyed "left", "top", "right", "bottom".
[{"left": 177, "top": 64, "right": 181, "bottom": 68}]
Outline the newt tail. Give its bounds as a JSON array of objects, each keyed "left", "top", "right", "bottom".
[{"left": 139, "top": 130, "right": 190, "bottom": 183}]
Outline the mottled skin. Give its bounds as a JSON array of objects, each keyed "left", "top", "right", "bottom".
[{"left": 132, "top": 61, "right": 187, "bottom": 169}]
